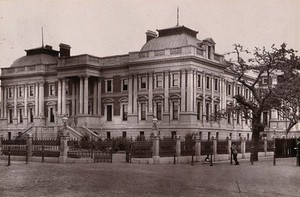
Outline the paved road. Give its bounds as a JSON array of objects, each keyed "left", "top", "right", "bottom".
[{"left": 0, "top": 158, "right": 299, "bottom": 197}]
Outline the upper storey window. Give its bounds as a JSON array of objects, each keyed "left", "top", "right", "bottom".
[
  {"left": 197, "top": 74, "right": 202, "bottom": 88},
  {"left": 29, "top": 85, "right": 34, "bottom": 97},
  {"left": 140, "top": 76, "right": 147, "bottom": 89},
  {"left": 156, "top": 74, "right": 163, "bottom": 88},
  {"left": 207, "top": 46, "right": 212, "bottom": 59},
  {"left": 214, "top": 78, "right": 219, "bottom": 91},
  {"left": 122, "top": 79, "right": 128, "bottom": 91},
  {"left": 7, "top": 87, "right": 13, "bottom": 99},
  {"left": 206, "top": 76, "right": 211, "bottom": 90},
  {"left": 105, "top": 79, "right": 113, "bottom": 93},
  {"left": 18, "top": 86, "right": 23, "bottom": 98},
  {"left": 171, "top": 73, "right": 179, "bottom": 87},
  {"left": 49, "top": 84, "right": 55, "bottom": 96}
]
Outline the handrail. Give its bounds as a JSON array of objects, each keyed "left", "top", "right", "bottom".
[
  {"left": 67, "top": 126, "right": 83, "bottom": 139},
  {"left": 82, "top": 126, "right": 100, "bottom": 139},
  {"left": 18, "top": 126, "right": 33, "bottom": 138}
]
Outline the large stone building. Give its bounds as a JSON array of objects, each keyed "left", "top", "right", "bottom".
[{"left": 0, "top": 25, "right": 256, "bottom": 140}]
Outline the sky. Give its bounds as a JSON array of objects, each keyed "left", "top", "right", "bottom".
[{"left": 0, "top": 0, "right": 299, "bottom": 68}]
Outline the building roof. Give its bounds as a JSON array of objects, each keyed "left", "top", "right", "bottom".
[
  {"left": 11, "top": 53, "right": 58, "bottom": 68},
  {"left": 140, "top": 25, "right": 201, "bottom": 52},
  {"left": 10, "top": 45, "right": 59, "bottom": 67}
]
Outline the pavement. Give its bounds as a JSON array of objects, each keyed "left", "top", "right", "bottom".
[{"left": 0, "top": 157, "right": 299, "bottom": 197}]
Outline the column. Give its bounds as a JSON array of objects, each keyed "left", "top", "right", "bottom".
[
  {"left": 24, "top": 84, "right": 28, "bottom": 118},
  {"left": 39, "top": 82, "right": 44, "bottom": 117},
  {"left": 213, "top": 137, "right": 217, "bottom": 161},
  {"left": 72, "top": 81, "right": 76, "bottom": 116},
  {"left": 35, "top": 83, "right": 39, "bottom": 118},
  {"left": 57, "top": 79, "right": 62, "bottom": 115},
  {"left": 3, "top": 86, "right": 6, "bottom": 118},
  {"left": 128, "top": 75, "right": 133, "bottom": 114},
  {"left": 195, "top": 135, "right": 201, "bottom": 163},
  {"left": 228, "top": 137, "right": 232, "bottom": 160},
  {"left": 211, "top": 75, "right": 215, "bottom": 115},
  {"left": 164, "top": 71, "right": 169, "bottom": 113},
  {"left": 202, "top": 73, "right": 206, "bottom": 121},
  {"left": 84, "top": 76, "right": 89, "bottom": 114},
  {"left": 133, "top": 74, "right": 138, "bottom": 114},
  {"left": 93, "top": 80, "right": 97, "bottom": 115},
  {"left": 241, "top": 138, "right": 246, "bottom": 159},
  {"left": 79, "top": 76, "right": 84, "bottom": 114},
  {"left": 152, "top": 134, "right": 160, "bottom": 164},
  {"left": 76, "top": 80, "right": 80, "bottom": 115},
  {"left": 62, "top": 78, "right": 66, "bottom": 115},
  {"left": 0, "top": 86, "right": 2, "bottom": 118},
  {"left": 14, "top": 85, "right": 17, "bottom": 118},
  {"left": 97, "top": 78, "right": 102, "bottom": 115},
  {"left": 148, "top": 73, "right": 153, "bottom": 114},
  {"left": 193, "top": 71, "right": 197, "bottom": 112},
  {"left": 186, "top": 69, "right": 193, "bottom": 112},
  {"left": 180, "top": 70, "right": 186, "bottom": 112},
  {"left": 176, "top": 135, "right": 181, "bottom": 156}
]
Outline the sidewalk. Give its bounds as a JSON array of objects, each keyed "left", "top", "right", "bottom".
[{"left": 0, "top": 157, "right": 299, "bottom": 196}]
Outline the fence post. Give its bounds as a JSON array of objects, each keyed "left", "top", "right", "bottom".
[
  {"left": 26, "top": 133, "right": 33, "bottom": 159},
  {"left": 228, "top": 137, "right": 232, "bottom": 162},
  {"left": 59, "top": 135, "right": 70, "bottom": 163},
  {"left": 273, "top": 140, "right": 276, "bottom": 166},
  {"left": 175, "top": 135, "right": 181, "bottom": 164},
  {"left": 264, "top": 137, "right": 267, "bottom": 156},
  {"left": 0, "top": 134, "right": 3, "bottom": 154},
  {"left": 152, "top": 134, "right": 160, "bottom": 164},
  {"left": 8, "top": 146, "right": 11, "bottom": 166},
  {"left": 195, "top": 135, "right": 201, "bottom": 164},
  {"left": 212, "top": 137, "right": 217, "bottom": 161},
  {"left": 241, "top": 138, "right": 246, "bottom": 159}
]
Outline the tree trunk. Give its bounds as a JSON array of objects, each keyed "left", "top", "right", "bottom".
[{"left": 252, "top": 114, "right": 264, "bottom": 161}]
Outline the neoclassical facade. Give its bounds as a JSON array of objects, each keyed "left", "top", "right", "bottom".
[{"left": 0, "top": 25, "right": 254, "bottom": 140}]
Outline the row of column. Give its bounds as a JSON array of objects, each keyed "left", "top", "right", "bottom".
[
  {"left": 56, "top": 76, "right": 102, "bottom": 117},
  {"left": 0, "top": 82, "right": 44, "bottom": 119}
]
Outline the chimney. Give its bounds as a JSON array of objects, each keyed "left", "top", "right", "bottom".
[
  {"left": 59, "top": 43, "right": 71, "bottom": 57},
  {"left": 146, "top": 30, "right": 157, "bottom": 42}
]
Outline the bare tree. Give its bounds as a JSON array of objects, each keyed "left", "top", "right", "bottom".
[{"left": 226, "top": 43, "right": 298, "bottom": 161}]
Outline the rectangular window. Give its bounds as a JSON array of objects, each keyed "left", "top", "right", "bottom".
[
  {"left": 171, "top": 131, "right": 177, "bottom": 139},
  {"left": 122, "top": 104, "right": 128, "bottom": 121},
  {"left": 156, "top": 103, "right": 162, "bottom": 120},
  {"left": 237, "top": 86, "right": 241, "bottom": 95},
  {"left": 19, "top": 109, "right": 23, "bottom": 123},
  {"left": 206, "top": 77, "right": 210, "bottom": 89},
  {"left": 18, "top": 87, "right": 23, "bottom": 98},
  {"left": 214, "top": 78, "right": 218, "bottom": 91},
  {"left": 227, "top": 84, "right": 231, "bottom": 96},
  {"left": 140, "top": 76, "right": 147, "bottom": 89},
  {"left": 247, "top": 133, "right": 250, "bottom": 140},
  {"left": 263, "top": 112, "right": 268, "bottom": 126},
  {"left": 197, "top": 102, "right": 201, "bottom": 120},
  {"left": 50, "top": 108, "right": 55, "bottom": 123},
  {"left": 214, "top": 104, "right": 218, "bottom": 121},
  {"left": 49, "top": 84, "right": 55, "bottom": 96},
  {"left": 245, "top": 89, "right": 249, "bottom": 99},
  {"left": 237, "top": 110, "right": 240, "bottom": 124},
  {"left": 197, "top": 74, "right": 201, "bottom": 87},
  {"left": 29, "top": 86, "right": 34, "bottom": 97},
  {"left": 122, "top": 79, "right": 128, "bottom": 91},
  {"left": 230, "top": 133, "right": 232, "bottom": 139},
  {"left": 207, "top": 46, "right": 211, "bottom": 59},
  {"left": 156, "top": 75, "right": 163, "bottom": 88},
  {"left": 9, "top": 109, "right": 13, "bottom": 123},
  {"left": 172, "top": 73, "right": 179, "bottom": 87},
  {"left": 227, "top": 111, "right": 231, "bottom": 124},
  {"left": 208, "top": 132, "right": 211, "bottom": 141},
  {"left": 29, "top": 108, "right": 33, "bottom": 123},
  {"left": 173, "top": 102, "right": 178, "bottom": 120},
  {"left": 216, "top": 132, "right": 219, "bottom": 140},
  {"left": 65, "top": 82, "right": 69, "bottom": 95},
  {"left": 199, "top": 132, "right": 202, "bottom": 139},
  {"left": 262, "top": 78, "right": 268, "bottom": 84},
  {"left": 106, "top": 80, "right": 112, "bottom": 93},
  {"left": 141, "top": 103, "right": 146, "bottom": 120},
  {"left": 206, "top": 103, "right": 210, "bottom": 121},
  {"left": 139, "top": 131, "right": 145, "bottom": 138},
  {"left": 8, "top": 87, "right": 13, "bottom": 98},
  {"left": 122, "top": 131, "right": 127, "bottom": 138},
  {"left": 106, "top": 105, "right": 112, "bottom": 121},
  {"left": 107, "top": 132, "right": 111, "bottom": 140}
]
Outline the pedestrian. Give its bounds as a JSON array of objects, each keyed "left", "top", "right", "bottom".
[
  {"left": 205, "top": 154, "right": 210, "bottom": 162},
  {"left": 231, "top": 142, "right": 239, "bottom": 165}
]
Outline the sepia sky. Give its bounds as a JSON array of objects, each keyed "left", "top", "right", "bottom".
[{"left": 0, "top": 0, "right": 299, "bottom": 68}]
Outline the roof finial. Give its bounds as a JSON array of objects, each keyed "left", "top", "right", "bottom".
[
  {"left": 177, "top": 7, "right": 179, "bottom": 26},
  {"left": 41, "top": 27, "right": 44, "bottom": 48}
]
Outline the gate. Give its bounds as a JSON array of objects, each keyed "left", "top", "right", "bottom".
[{"left": 275, "top": 138, "right": 296, "bottom": 158}]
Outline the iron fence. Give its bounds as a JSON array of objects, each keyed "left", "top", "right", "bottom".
[
  {"left": 181, "top": 139, "right": 195, "bottom": 156},
  {"left": 217, "top": 140, "right": 228, "bottom": 154},
  {"left": 159, "top": 138, "right": 176, "bottom": 157}
]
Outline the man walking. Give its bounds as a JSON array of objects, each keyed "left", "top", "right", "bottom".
[{"left": 231, "top": 142, "right": 239, "bottom": 165}]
